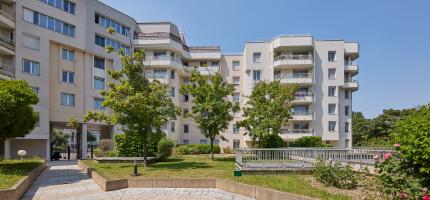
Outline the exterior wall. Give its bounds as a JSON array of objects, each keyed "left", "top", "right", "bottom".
[{"left": 9, "top": 139, "right": 48, "bottom": 158}]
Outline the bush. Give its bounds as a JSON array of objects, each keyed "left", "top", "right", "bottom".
[
  {"left": 259, "top": 134, "right": 285, "bottom": 148},
  {"left": 313, "top": 160, "right": 357, "bottom": 190},
  {"left": 156, "top": 138, "right": 174, "bottom": 161},
  {"left": 223, "top": 147, "right": 234, "bottom": 154},
  {"left": 176, "top": 144, "right": 220, "bottom": 155},
  {"left": 115, "top": 132, "right": 163, "bottom": 157},
  {"left": 98, "top": 139, "right": 114, "bottom": 152},
  {"left": 290, "top": 136, "right": 330, "bottom": 147}
]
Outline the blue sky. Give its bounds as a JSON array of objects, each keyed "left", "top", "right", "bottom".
[{"left": 100, "top": 0, "right": 430, "bottom": 118}]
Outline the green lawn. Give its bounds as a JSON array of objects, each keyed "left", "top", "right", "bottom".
[
  {"left": 0, "top": 158, "right": 43, "bottom": 190},
  {"left": 83, "top": 155, "right": 350, "bottom": 200}
]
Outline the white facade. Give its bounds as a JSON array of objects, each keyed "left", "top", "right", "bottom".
[{"left": 1, "top": 0, "right": 359, "bottom": 159}]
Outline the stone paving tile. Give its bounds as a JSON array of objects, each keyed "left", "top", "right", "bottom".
[{"left": 21, "top": 161, "right": 255, "bottom": 200}]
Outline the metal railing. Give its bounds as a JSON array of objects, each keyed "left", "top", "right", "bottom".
[
  {"left": 274, "top": 54, "right": 313, "bottom": 61},
  {"left": 0, "top": 32, "right": 14, "bottom": 51},
  {"left": 291, "top": 111, "right": 313, "bottom": 116},
  {"left": 0, "top": 62, "right": 14, "bottom": 78},
  {"left": 281, "top": 129, "right": 314, "bottom": 134},
  {"left": 0, "top": 3, "right": 15, "bottom": 21},
  {"left": 344, "top": 79, "right": 358, "bottom": 83},
  {"left": 235, "top": 148, "right": 394, "bottom": 170},
  {"left": 274, "top": 73, "right": 313, "bottom": 80},
  {"left": 294, "top": 91, "right": 313, "bottom": 97},
  {"left": 144, "top": 55, "right": 183, "bottom": 65}
]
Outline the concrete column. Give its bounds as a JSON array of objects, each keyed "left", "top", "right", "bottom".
[
  {"left": 46, "top": 139, "right": 50, "bottom": 160},
  {"left": 4, "top": 139, "right": 10, "bottom": 159},
  {"left": 81, "top": 123, "right": 88, "bottom": 159}
]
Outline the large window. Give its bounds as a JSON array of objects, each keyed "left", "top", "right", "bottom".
[
  {"left": 62, "top": 48, "right": 75, "bottom": 61},
  {"left": 232, "top": 61, "right": 240, "bottom": 71},
  {"left": 94, "top": 34, "right": 130, "bottom": 55},
  {"left": 328, "top": 51, "right": 336, "bottom": 62},
  {"left": 233, "top": 140, "right": 240, "bottom": 149},
  {"left": 22, "top": 33, "right": 40, "bottom": 50},
  {"left": 94, "top": 57, "right": 105, "bottom": 70},
  {"left": 253, "top": 70, "right": 261, "bottom": 81},
  {"left": 22, "top": 59, "right": 40, "bottom": 76},
  {"left": 328, "top": 121, "right": 337, "bottom": 132},
  {"left": 328, "top": 104, "right": 336, "bottom": 115},
  {"left": 328, "top": 68, "right": 336, "bottom": 79},
  {"left": 38, "top": 0, "right": 76, "bottom": 14},
  {"left": 62, "top": 71, "right": 74, "bottom": 84},
  {"left": 95, "top": 14, "right": 130, "bottom": 36},
  {"left": 93, "top": 76, "right": 105, "bottom": 90},
  {"left": 61, "top": 92, "right": 75, "bottom": 106},
  {"left": 253, "top": 52, "right": 261, "bottom": 63},
  {"left": 93, "top": 98, "right": 105, "bottom": 110},
  {"left": 23, "top": 8, "right": 75, "bottom": 37},
  {"left": 328, "top": 86, "right": 336, "bottom": 97}
]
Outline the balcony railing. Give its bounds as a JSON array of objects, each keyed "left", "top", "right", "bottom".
[
  {"left": 274, "top": 54, "right": 313, "bottom": 61},
  {"left": 344, "top": 79, "right": 358, "bottom": 84},
  {"left": 0, "top": 32, "right": 14, "bottom": 51},
  {"left": 0, "top": 3, "right": 14, "bottom": 21},
  {"left": 274, "top": 73, "right": 313, "bottom": 80},
  {"left": 144, "top": 55, "right": 183, "bottom": 65},
  {"left": 291, "top": 111, "right": 313, "bottom": 116},
  {"left": 294, "top": 91, "right": 313, "bottom": 97},
  {"left": 282, "top": 129, "right": 314, "bottom": 134},
  {"left": 134, "top": 32, "right": 189, "bottom": 51},
  {"left": 344, "top": 61, "right": 356, "bottom": 66},
  {"left": 0, "top": 62, "right": 14, "bottom": 78}
]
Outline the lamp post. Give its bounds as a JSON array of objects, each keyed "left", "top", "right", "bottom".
[{"left": 17, "top": 150, "right": 27, "bottom": 160}]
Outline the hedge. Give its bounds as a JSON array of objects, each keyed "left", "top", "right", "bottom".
[{"left": 176, "top": 144, "right": 220, "bottom": 155}]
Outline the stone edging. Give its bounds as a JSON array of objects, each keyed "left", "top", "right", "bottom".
[
  {"left": 0, "top": 160, "right": 46, "bottom": 200},
  {"left": 78, "top": 160, "right": 316, "bottom": 200}
]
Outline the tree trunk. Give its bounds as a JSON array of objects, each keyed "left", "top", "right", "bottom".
[
  {"left": 143, "top": 133, "right": 148, "bottom": 167},
  {"left": 210, "top": 138, "right": 214, "bottom": 161}
]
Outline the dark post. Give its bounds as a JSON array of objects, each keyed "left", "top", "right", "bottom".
[
  {"left": 90, "top": 144, "right": 94, "bottom": 160},
  {"left": 67, "top": 145, "right": 71, "bottom": 160},
  {"left": 133, "top": 159, "right": 138, "bottom": 176},
  {"left": 50, "top": 142, "right": 53, "bottom": 161}
]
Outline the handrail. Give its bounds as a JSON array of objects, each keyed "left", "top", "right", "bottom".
[
  {"left": 274, "top": 54, "right": 313, "bottom": 61},
  {"left": 0, "top": 3, "right": 14, "bottom": 21},
  {"left": 144, "top": 55, "right": 182, "bottom": 64},
  {"left": 0, "top": 32, "right": 14, "bottom": 51},
  {"left": 291, "top": 111, "right": 313, "bottom": 116},
  {"left": 0, "top": 63, "right": 14, "bottom": 78},
  {"left": 281, "top": 129, "right": 314, "bottom": 134},
  {"left": 294, "top": 91, "right": 313, "bottom": 97}
]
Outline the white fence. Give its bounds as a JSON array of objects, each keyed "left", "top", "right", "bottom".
[{"left": 235, "top": 147, "right": 394, "bottom": 171}]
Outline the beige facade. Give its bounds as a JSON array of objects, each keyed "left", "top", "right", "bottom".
[{"left": 2, "top": 0, "right": 359, "bottom": 159}]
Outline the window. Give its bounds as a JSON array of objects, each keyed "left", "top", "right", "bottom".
[
  {"left": 153, "top": 69, "right": 167, "bottom": 79},
  {"left": 253, "top": 52, "right": 261, "bottom": 63},
  {"left": 62, "top": 71, "right": 74, "bottom": 84},
  {"left": 253, "top": 70, "right": 261, "bottom": 81},
  {"left": 170, "top": 70, "right": 175, "bottom": 79},
  {"left": 22, "top": 59, "right": 40, "bottom": 76},
  {"left": 234, "top": 111, "right": 241, "bottom": 118},
  {"left": 94, "top": 57, "right": 105, "bottom": 70},
  {"left": 35, "top": 112, "right": 40, "bottom": 127},
  {"left": 293, "top": 122, "right": 309, "bottom": 130},
  {"left": 200, "top": 139, "right": 207, "bottom": 144},
  {"left": 94, "top": 34, "right": 130, "bottom": 55},
  {"left": 95, "top": 14, "right": 130, "bottom": 36},
  {"left": 170, "top": 122, "right": 175, "bottom": 132},
  {"left": 154, "top": 51, "right": 167, "bottom": 59},
  {"left": 184, "top": 124, "right": 189, "bottom": 133},
  {"left": 345, "top": 106, "right": 350, "bottom": 116},
  {"left": 93, "top": 76, "right": 105, "bottom": 90},
  {"left": 233, "top": 92, "right": 240, "bottom": 102},
  {"left": 233, "top": 140, "right": 240, "bottom": 149},
  {"left": 62, "top": 48, "right": 75, "bottom": 61},
  {"left": 328, "top": 68, "right": 336, "bottom": 79},
  {"left": 200, "top": 61, "right": 207, "bottom": 66},
  {"left": 22, "top": 33, "right": 40, "bottom": 50},
  {"left": 274, "top": 70, "right": 281, "bottom": 80},
  {"left": 233, "top": 124, "right": 240, "bottom": 134},
  {"left": 344, "top": 90, "right": 350, "bottom": 99},
  {"left": 233, "top": 77, "right": 240, "bottom": 85},
  {"left": 38, "top": 0, "right": 76, "bottom": 14},
  {"left": 170, "top": 87, "right": 175, "bottom": 97},
  {"left": 328, "top": 86, "right": 336, "bottom": 97},
  {"left": 183, "top": 140, "right": 189, "bottom": 144},
  {"left": 232, "top": 61, "right": 240, "bottom": 71},
  {"left": 23, "top": 8, "right": 75, "bottom": 37},
  {"left": 95, "top": 35, "right": 105, "bottom": 47},
  {"left": 211, "top": 61, "right": 219, "bottom": 66},
  {"left": 183, "top": 94, "right": 189, "bottom": 102},
  {"left": 328, "top": 51, "right": 336, "bottom": 62},
  {"left": 328, "top": 121, "right": 337, "bottom": 132},
  {"left": 61, "top": 93, "right": 75, "bottom": 106},
  {"left": 345, "top": 122, "right": 350, "bottom": 133},
  {"left": 93, "top": 98, "right": 104, "bottom": 110},
  {"left": 292, "top": 105, "right": 309, "bottom": 115},
  {"left": 328, "top": 104, "right": 336, "bottom": 114},
  {"left": 32, "top": 87, "right": 39, "bottom": 96},
  {"left": 183, "top": 108, "right": 189, "bottom": 117}
]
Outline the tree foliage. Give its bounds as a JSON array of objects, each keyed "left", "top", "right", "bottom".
[
  {"left": 289, "top": 136, "right": 329, "bottom": 147},
  {"left": 393, "top": 104, "right": 430, "bottom": 185},
  {"left": 84, "top": 28, "right": 180, "bottom": 166},
  {"left": 52, "top": 129, "right": 70, "bottom": 152},
  {"left": 0, "top": 80, "right": 39, "bottom": 140},
  {"left": 180, "top": 67, "right": 238, "bottom": 160},
  {"left": 238, "top": 81, "right": 296, "bottom": 147}
]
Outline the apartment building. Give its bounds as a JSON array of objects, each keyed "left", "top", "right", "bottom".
[{"left": 1, "top": 0, "right": 359, "bottom": 159}]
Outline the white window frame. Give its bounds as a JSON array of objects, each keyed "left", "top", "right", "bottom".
[
  {"left": 61, "top": 92, "right": 75, "bottom": 106},
  {"left": 253, "top": 52, "right": 261, "bottom": 63},
  {"left": 61, "top": 70, "right": 74, "bottom": 84},
  {"left": 22, "top": 59, "right": 40, "bottom": 76},
  {"left": 232, "top": 61, "right": 240, "bottom": 71},
  {"left": 62, "top": 48, "right": 75, "bottom": 61}
]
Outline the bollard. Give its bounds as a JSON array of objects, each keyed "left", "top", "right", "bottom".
[
  {"left": 67, "top": 145, "right": 71, "bottom": 160},
  {"left": 133, "top": 159, "right": 139, "bottom": 176},
  {"left": 91, "top": 145, "right": 94, "bottom": 160}
]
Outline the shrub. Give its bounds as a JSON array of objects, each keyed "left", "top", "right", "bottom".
[
  {"left": 176, "top": 144, "right": 220, "bottom": 155},
  {"left": 290, "top": 136, "right": 330, "bottom": 147},
  {"left": 313, "top": 160, "right": 357, "bottom": 190},
  {"left": 98, "top": 139, "right": 114, "bottom": 152},
  {"left": 156, "top": 138, "right": 174, "bottom": 161},
  {"left": 259, "top": 134, "right": 285, "bottom": 148},
  {"left": 223, "top": 147, "right": 234, "bottom": 154},
  {"left": 393, "top": 104, "right": 430, "bottom": 185},
  {"left": 115, "top": 132, "right": 163, "bottom": 157}
]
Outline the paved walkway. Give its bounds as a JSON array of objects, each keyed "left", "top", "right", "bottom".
[{"left": 21, "top": 161, "right": 254, "bottom": 200}]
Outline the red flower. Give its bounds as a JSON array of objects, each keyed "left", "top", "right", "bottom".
[
  {"left": 423, "top": 194, "right": 430, "bottom": 200},
  {"left": 393, "top": 143, "right": 400, "bottom": 147},
  {"left": 383, "top": 153, "right": 392, "bottom": 160}
]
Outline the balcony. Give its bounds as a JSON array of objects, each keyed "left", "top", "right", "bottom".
[
  {"left": 0, "top": 32, "right": 14, "bottom": 55},
  {"left": 272, "top": 35, "right": 313, "bottom": 51},
  {"left": 0, "top": 3, "right": 14, "bottom": 29},
  {"left": 343, "top": 80, "right": 359, "bottom": 91},
  {"left": 292, "top": 91, "right": 313, "bottom": 103},
  {"left": 273, "top": 54, "right": 313, "bottom": 69},
  {"left": 274, "top": 73, "right": 313, "bottom": 85},
  {"left": 0, "top": 62, "right": 14, "bottom": 79},
  {"left": 344, "top": 61, "right": 359, "bottom": 75},
  {"left": 184, "top": 66, "right": 219, "bottom": 76},
  {"left": 134, "top": 32, "right": 189, "bottom": 56},
  {"left": 143, "top": 55, "right": 183, "bottom": 70},
  {"left": 344, "top": 42, "right": 359, "bottom": 59},
  {"left": 280, "top": 129, "right": 314, "bottom": 140},
  {"left": 290, "top": 111, "right": 313, "bottom": 121},
  {"left": 145, "top": 72, "right": 169, "bottom": 84}
]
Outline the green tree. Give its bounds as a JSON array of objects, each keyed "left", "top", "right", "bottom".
[
  {"left": 84, "top": 28, "right": 180, "bottom": 166},
  {"left": 52, "top": 129, "right": 70, "bottom": 152},
  {"left": 238, "top": 81, "right": 296, "bottom": 147},
  {"left": 180, "top": 67, "right": 239, "bottom": 160},
  {"left": 290, "top": 136, "right": 328, "bottom": 147},
  {"left": 0, "top": 80, "right": 39, "bottom": 140},
  {"left": 352, "top": 112, "right": 371, "bottom": 146},
  {"left": 393, "top": 104, "right": 430, "bottom": 185}
]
